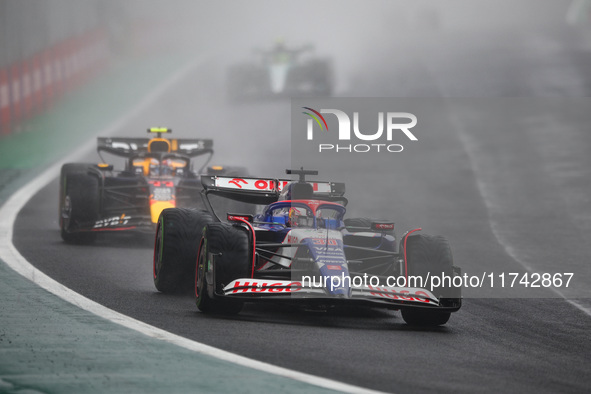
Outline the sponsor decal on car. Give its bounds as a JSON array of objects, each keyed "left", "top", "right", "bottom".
[
  {"left": 311, "top": 238, "right": 338, "bottom": 245},
  {"left": 214, "top": 176, "right": 332, "bottom": 193},
  {"left": 152, "top": 187, "right": 173, "bottom": 201},
  {"left": 362, "top": 285, "right": 437, "bottom": 304},
  {"left": 93, "top": 214, "right": 130, "bottom": 228},
  {"left": 216, "top": 177, "right": 276, "bottom": 191},
  {"left": 224, "top": 279, "right": 303, "bottom": 294}
]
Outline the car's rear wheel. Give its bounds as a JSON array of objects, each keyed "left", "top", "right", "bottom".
[
  {"left": 195, "top": 222, "right": 249, "bottom": 314},
  {"left": 153, "top": 208, "right": 213, "bottom": 293},
  {"left": 60, "top": 167, "right": 99, "bottom": 244},
  {"left": 402, "top": 234, "right": 454, "bottom": 326}
]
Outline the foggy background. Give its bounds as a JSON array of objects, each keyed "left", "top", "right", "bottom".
[
  {"left": 5, "top": 3, "right": 591, "bottom": 391},
  {"left": 1, "top": 0, "right": 586, "bottom": 114},
  {"left": 3, "top": 0, "right": 591, "bottom": 299}
]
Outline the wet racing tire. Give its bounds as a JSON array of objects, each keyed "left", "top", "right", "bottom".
[
  {"left": 195, "top": 222, "right": 250, "bottom": 314},
  {"left": 60, "top": 165, "right": 99, "bottom": 244},
  {"left": 153, "top": 208, "right": 214, "bottom": 293},
  {"left": 402, "top": 234, "right": 454, "bottom": 326}
]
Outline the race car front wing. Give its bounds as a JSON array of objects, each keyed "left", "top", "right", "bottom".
[{"left": 221, "top": 278, "right": 460, "bottom": 311}]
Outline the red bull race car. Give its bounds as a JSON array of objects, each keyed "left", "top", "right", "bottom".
[
  {"left": 153, "top": 169, "right": 462, "bottom": 326},
  {"left": 59, "top": 128, "right": 246, "bottom": 244}
]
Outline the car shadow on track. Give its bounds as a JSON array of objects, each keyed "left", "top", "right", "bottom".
[{"left": 195, "top": 303, "right": 453, "bottom": 332}]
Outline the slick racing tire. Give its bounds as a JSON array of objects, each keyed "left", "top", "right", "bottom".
[
  {"left": 402, "top": 234, "right": 454, "bottom": 326},
  {"left": 195, "top": 222, "right": 250, "bottom": 315},
  {"left": 153, "top": 208, "right": 214, "bottom": 293},
  {"left": 60, "top": 165, "right": 99, "bottom": 244}
]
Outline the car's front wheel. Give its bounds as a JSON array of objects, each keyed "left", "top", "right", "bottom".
[
  {"left": 195, "top": 222, "right": 250, "bottom": 315},
  {"left": 402, "top": 234, "right": 455, "bottom": 326},
  {"left": 153, "top": 208, "right": 213, "bottom": 293},
  {"left": 60, "top": 169, "right": 99, "bottom": 244}
]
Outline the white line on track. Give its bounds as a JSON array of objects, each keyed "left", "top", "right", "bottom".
[
  {"left": 0, "top": 56, "right": 387, "bottom": 394},
  {"left": 450, "top": 111, "right": 591, "bottom": 318},
  {"left": 417, "top": 55, "right": 591, "bottom": 318}
]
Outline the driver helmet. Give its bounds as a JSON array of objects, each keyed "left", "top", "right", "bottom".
[
  {"left": 288, "top": 207, "right": 313, "bottom": 228},
  {"left": 288, "top": 207, "right": 301, "bottom": 227},
  {"left": 148, "top": 158, "right": 160, "bottom": 176},
  {"left": 160, "top": 159, "right": 175, "bottom": 176}
]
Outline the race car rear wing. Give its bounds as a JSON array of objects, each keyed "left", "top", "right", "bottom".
[
  {"left": 200, "top": 175, "right": 346, "bottom": 206},
  {"left": 201, "top": 176, "right": 281, "bottom": 206},
  {"left": 97, "top": 137, "right": 213, "bottom": 158}
]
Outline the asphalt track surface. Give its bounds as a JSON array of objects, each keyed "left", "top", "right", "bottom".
[{"left": 13, "top": 28, "right": 591, "bottom": 392}]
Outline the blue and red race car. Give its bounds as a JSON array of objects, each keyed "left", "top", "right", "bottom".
[{"left": 153, "top": 169, "right": 462, "bottom": 326}]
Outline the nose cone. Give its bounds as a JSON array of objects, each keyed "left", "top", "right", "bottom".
[
  {"left": 330, "top": 286, "right": 351, "bottom": 298},
  {"left": 150, "top": 201, "right": 175, "bottom": 223},
  {"left": 322, "top": 264, "right": 352, "bottom": 298},
  {"left": 270, "top": 64, "right": 289, "bottom": 93}
]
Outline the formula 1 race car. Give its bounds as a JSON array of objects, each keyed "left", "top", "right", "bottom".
[
  {"left": 59, "top": 128, "right": 247, "bottom": 244},
  {"left": 227, "top": 41, "right": 333, "bottom": 101},
  {"left": 153, "top": 169, "right": 462, "bottom": 326}
]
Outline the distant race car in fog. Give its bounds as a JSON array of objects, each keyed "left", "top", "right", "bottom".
[
  {"left": 59, "top": 128, "right": 247, "bottom": 244},
  {"left": 227, "top": 40, "right": 333, "bottom": 101},
  {"left": 153, "top": 168, "right": 462, "bottom": 327}
]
